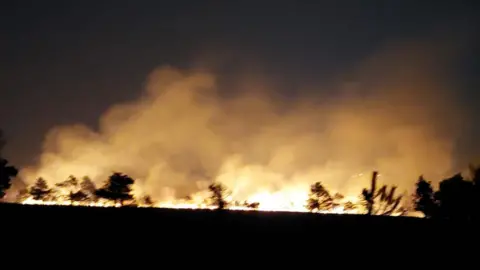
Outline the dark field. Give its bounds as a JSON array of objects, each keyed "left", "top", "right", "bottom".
[{"left": 1, "top": 203, "right": 475, "bottom": 249}]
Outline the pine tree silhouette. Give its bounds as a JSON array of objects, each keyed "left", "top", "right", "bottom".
[
  {"left": 95, "top": 172, "right": 135, "bottom": 206},
  {"left": 30, "top": 178, "right": 51, "bottom": 201}
]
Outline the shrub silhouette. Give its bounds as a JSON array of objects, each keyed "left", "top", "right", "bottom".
[
  {"left": 141, "top": 195, "right": 154, "bottom": 206},
  {"left": 243, "top": 201, "right": 260, "bottom": 210},
  {"left": 343, "top": 201, "right": 357, "bottom": 212},
  {"left": 306, "top": 182, "right": 333, "bottom": 212},
  {"left": 208, "top": 182, "right": 229, "bottom": 210},
  {"left": 374, "top": 185, "right": 403, "bottom": 215},
  {"left": 361, "top": 171, "right": 403, "bottom": 215}
]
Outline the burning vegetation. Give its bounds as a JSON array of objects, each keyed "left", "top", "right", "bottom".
[
  {"left": 15, "top": 170, "right": 402, "bottom": 215},
  {"left": 6, "top": 165, "right": 480, "bottom": 220},
  {"left": 1, "top": 129, "right": 423, "bottom": 216}
]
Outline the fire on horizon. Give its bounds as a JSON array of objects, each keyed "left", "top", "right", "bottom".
[
  {"left": 2, "top": 1, "right": 478, "bottom": 218},
  {"left": 14, "top": 47, "right": 462, "bottom": 217}
]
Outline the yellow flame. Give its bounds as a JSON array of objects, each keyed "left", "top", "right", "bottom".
[
  {"left": 21, "top": 197, "right": 121, "bottom": 208},
  {"left": 19, "top": 187, "right": 365, "bottom": 215}
]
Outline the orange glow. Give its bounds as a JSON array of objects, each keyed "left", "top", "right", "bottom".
[
  {"left": 19, "top": 181, "right": 365, "bottom": 215},
  {"left": 17, "top": 48, "right": 460, "bottom": 219}
]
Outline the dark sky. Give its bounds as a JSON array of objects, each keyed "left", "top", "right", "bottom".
[{"left": 1, "top": 0, "right": 479, "bottom": 167}]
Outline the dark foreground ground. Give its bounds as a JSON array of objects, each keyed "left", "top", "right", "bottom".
[{"left": 1, "top": 202, "right": 477, "bottom": 254}]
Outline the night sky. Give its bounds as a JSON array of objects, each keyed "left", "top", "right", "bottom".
[{"left": 1, "top": 0, "right": 479, "bottom": 167}]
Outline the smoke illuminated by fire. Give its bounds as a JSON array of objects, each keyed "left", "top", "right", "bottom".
[{"left": 15, "top": 39, "right": 463, "bottom": 216}]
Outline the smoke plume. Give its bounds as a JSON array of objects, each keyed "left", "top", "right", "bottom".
[{"left": 19, "top": 38, "right": 465, "bottom": 206}]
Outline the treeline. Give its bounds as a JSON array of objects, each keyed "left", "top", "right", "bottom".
[
  {"left": 10, "top": 167, "right": 480, "bottom": 221},
  {"left": 208, "top": 165, "right": 480, "bottom": 220},
  {"left": 16, "top": 173, "right": 153, "bottom": 207},
  {"left": 16, "top": 174, "right": 262, "bottom": 209},
  {"left": 2, "top": 129, "right": 480, "bottom": 220},
  {"left": 414, "top": 165, "right": 480, "bottom": 220}
]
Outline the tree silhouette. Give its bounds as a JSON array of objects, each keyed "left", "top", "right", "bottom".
[
  {"left": 208, "top": 182, "right": 229, "bottom": 210},
  {"left": 0, "top": 158, "right": 18, "bottom": 199},
  {"left": 306, "top": 182, "right": 333, "bottom": 212},
  {"left": 435, "top": 173, "right": 474, "bottom": 220},
  {"left": 362, "top": 171, "right": 378, "bottom": 215},
  {"left": 69, "top": 191, "right": 88, "bottom": 203},
  {"left": 56, "top": 175, "right": 80, "bottom": 203},
  {"left": 95, "top": 172, "right": 135, "bottom": 206},
  {"left": 361, "top": 172, "right": 403, "bottom": 215},
  {"left": 29, "top": 178, "right": 51, "bottom": 201},
  {"left": 0, "top": 131, "right": 18, "bottom": 199},
  {"left": 413, "top": 176, "right": 437, "bottom": 218},
  {"left": 80, "top": 177, "right": 97, "bottom": 202}
]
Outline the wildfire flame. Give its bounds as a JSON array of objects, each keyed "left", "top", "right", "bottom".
[
  {"left": 18, "top": 179, "right": 364, "bottom": 215},
  {"left": 19, "top": 196, "right": 361, "bottom": 214}
]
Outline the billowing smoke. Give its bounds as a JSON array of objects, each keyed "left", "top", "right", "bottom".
[{"left": 19, "top": 38, "right": 465, "bottom": 206}]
